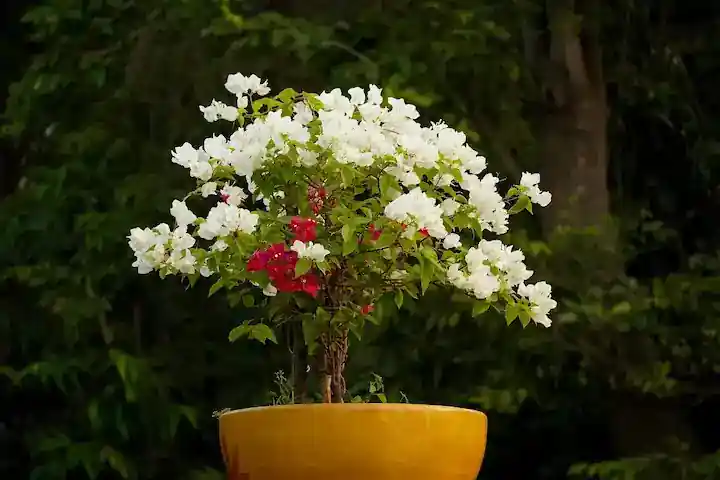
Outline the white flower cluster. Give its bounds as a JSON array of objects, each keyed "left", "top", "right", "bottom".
[
  {"left": 291, "top": 241, "right": 330, "bottom": 262},
  {"left": 128, "top": 196, "right": 259, "bottom": 275},
  {"left": 166, "top": 75, "right": 549, "bottom": 239},
  {"left": 384, "top": 188, "right": 447, "bottom": 239},
  {"left": 447, "top": 239, "right": 555, "bottom": 326},
  {"left": 518, "top": 282, "right": 556, "bottom": 327},
  {"left": 128, "top": 224, "right": 197, "bottom": 275},
  {"left": 127, "top": 72, "right": 556, "bottom": 326}
]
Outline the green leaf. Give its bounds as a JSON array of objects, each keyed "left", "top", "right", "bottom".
[
  {"left": 241, "top": 294, "right": 255, "bottom": 307},
  {"left": 509, "top": 194, "right": 531, "bottom": 214},
  {"left": 348, "top": 321, "right": 363, "bottom": 341},
  {"left": 340, "top": 165, "right": 355, "bottom": 185},
  {"left": 249, "top": 324, "right": 277, "bottom": 344},
  {"left": 505, "top": 304, "right": 519, "bottom": 325},
  {"left": 88, "top": 400, "right": 101, "bottom": 431},
  {"left": 519, "top": 310, "right": 531, "bottom": 327},
  {"left": 341, "top": 223, "right": 354, "bottom": 242},
  {"left": 304, "top": 93, "right": 323, "bottom": 111},
  {"left": 379, "top": 174, "right": 399, "bottom": 199},
  {"left": 208, "top": 279, "right": 224, "bottom": 297},
  {"left": 343, "top": 236, "right": 358, "bottom": 255},
  {"left": 404, "top": 283, "right": 419, "bottom": 299},
  {"left": 611, "top": 301, "right": 632, "bottom": 315},
  {"left": 316, "top": 307, "right": 331, "bottom": 324},
  {"left": 417, "top": 254, "right": 435, "bottom": 293},
  {"left": 228, "top": 322, "right": 252, "bottom": 342},
  {"left": 475, "top": 300, "right": 493, "bottom": 317},
  {"left": 252, "top": 97, "right": 281, "bottom": 113},
  {"left": 376, "top": 393, "right": 388, "bottom": 403},
  {"left": 277, "top": 87, "right": 298, "bottom": 103},
  {"left": 394, "top": 290, "right": 404, "bottom": 308},
  {"left": 303, "top": 310, "right": 328, "bottom": 351},
  {"left": 295, "top": 257, "right": 312, "bottom": 277}
]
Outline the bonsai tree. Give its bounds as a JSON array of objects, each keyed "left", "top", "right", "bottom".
[{"left": 127, "top": 73, "right": 556, "bottom": 403}]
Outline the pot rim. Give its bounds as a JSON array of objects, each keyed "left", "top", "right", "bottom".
[{"left": 219, "top": 403, "right": 487, "bottom": 419}]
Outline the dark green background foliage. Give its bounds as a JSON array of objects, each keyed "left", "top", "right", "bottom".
[{"left": 2, "top": 0, "right": 720, "bottom": 478}]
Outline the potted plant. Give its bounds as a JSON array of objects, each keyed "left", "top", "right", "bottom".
[{"left": 128, "top": 73, "right": 556, "bottom": 479}]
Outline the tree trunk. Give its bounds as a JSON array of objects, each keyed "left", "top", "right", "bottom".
[
  {"left": 539, "top": 0, "right": 699, "bottom": 460},
  {"left": 541, "top": 0, "right": 610, "bottom": 232}
]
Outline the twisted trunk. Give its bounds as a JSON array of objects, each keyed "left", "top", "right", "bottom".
[{"left": 319, "top": 330, "right": 349, "bottom": 403}]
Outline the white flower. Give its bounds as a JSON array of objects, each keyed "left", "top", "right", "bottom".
[
  {"left": 384, "top": 188, "right": 446, "bottom": 239},
  {"left": 200, "top": 182, "right": 217, "bottom": 198},
  {"left": 128, "top": 227, "right": 156, "bottom": 254},
  {"left": 170, "top": 226, "right": 195, "bottom": 250},
  {"left": 129, "top": 226, "right": 168, "bottom": 274},
  {"left": 236, "top": 209, "right": 259, "bottom": 234},
  {"left": 225, "top": 73, "right": 270, "bottom": 97},
  {"left": 198, "top": 203, "right": 258, "bottom": 240},
  {"left": 367, "top": 84, "right": 383, "bottom": 105},
  {"left": 474, "top": 239, "right": 533, "bottom": 287},
  {"left": 447, "top": 263, "right": 468, "bottom": 288},
  {"left": 462, "top": 172, "right": 508, "bottom": 234},
  {"left": 172, "top": 143, "right": 213, "bottom": 180},
  {"left": 199, "top": 100, "right": 238, "bottom": 122},
  {"left": 171, "top": 143, "right": 197, "bottom": 168},
  {"left": 220, "top": 183, "right": 247, "bottom": 206},
  {"left": 262, "top": 284, "right": 278, "bottom": 297},
  {"left": 440, "top": 198, "right": 460, "bottom": 216},
  {"left": 467, "top": 265, "right": 500, "bottom": 299},
  {"left": 520, "top": 172, "right": 552, "bottom": 207},
  {"left": 443, "top": 233, "right": 461, "bottom": 249},
  {"left": 387, "top": 166, "right": 420, "bottom": 186},
  {"left": 203, "top": 135, "right": 231, "bottom": 162},
  {"left": 517, "top": 281, "right": 556, "bottom": 327},
  {"left": 291, "top": 240, "right": 330, "bottom": 262},
  {"left": 189, "top": 160, "right": 213, "bottom": 181},
  {"left": 347, "top": 87, "right": 366, "bottom": 105},
  {"left": 211, "top": 239, "right": 229, "bottom": 252},
  {"left": 169, "top": 248, "right": 196, "bottom": 274},
  {"left": 170, "top": 200, "right": 196, "bottom": 227},
  {"left": 387, "top": 97, "right": 419, "bottom": 120},
  {"left": 318, "top": 89, "right": 353, "bottom": 115},
  {"left": 294, "top": 102, "right": 314, "bottom": 124},
  {"left": 132, "top": 255, "right": 156, "bottom": 274}
]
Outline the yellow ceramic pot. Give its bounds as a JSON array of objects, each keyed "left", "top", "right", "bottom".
[{"left": 219, "top": 403, "right": 487, "bottom": 480}]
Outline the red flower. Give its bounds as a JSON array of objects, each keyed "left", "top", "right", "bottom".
[
  {"left": 367, "top": 223, "right": 382, "bottom": 241},
  {"left": 360, "top": 304, "right": 375, "bottom": 315},
  {"left": 289, "top": 217, "right": 317, "bottom": 242},
  {"left": 298, "top": 273, "right": 321, "bottom": 297},
  {"left": 419, "top": 228, "right": 429, "bottom": 237},
  {"left": 247, "top": 243, "right": 286, "bottom": 272},
  {"left": 246, "top": 242, "right": 321, "bottom": 298}
]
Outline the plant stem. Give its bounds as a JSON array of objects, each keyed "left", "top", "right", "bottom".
[{"left": 319, "top": 329, "right": 349, "bottom": 403}]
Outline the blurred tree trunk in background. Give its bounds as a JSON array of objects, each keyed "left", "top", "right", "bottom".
[{"left": 539, "top": 0, "right": 610, "bottom": 231}]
